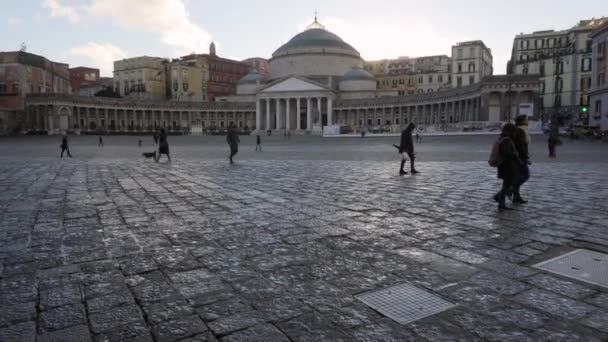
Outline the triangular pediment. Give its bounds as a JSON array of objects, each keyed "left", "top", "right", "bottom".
[{"left": 259, "top": 77, "right": 329, "bottom": 93}]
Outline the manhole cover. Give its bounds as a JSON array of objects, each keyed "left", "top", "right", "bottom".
[
  {"left": 355, "top": 283, "right": 456, "bottom": 325},
  {"left": 533, "top": 249, "right": 608, "bottom": 289}
]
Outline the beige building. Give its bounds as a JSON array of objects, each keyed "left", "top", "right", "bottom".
[
  {"left": 376, "top": 72, "right": 417, "bottom": 96},
  {"left": 113, "top": 56, "right": 169, "bottom": 100},
  {"left": 452, "top": 41, "right": 493, "bottom": 88},
  {"left": 168, "top": 55, "right": 209, "bottom": 102},
  {"left": 508, "top": 18, "right": 608, "bottom": 117}
]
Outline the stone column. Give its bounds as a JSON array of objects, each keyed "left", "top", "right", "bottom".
[
  {"left": 256, "top": 99, "right": 261, "bottom": 131},
  {"left": 275, "top": 99, "right": 281, "bottom": 130},
  {"left": 286, "top": 98, "right": 291, "bottom": 131},
  {"left": 296, "top": 98, "right": 301, "bottom": 130},
  {"left": 307, "top": 98, "right": 312, "bottom": 130},
  {"left": 317, "top": 97, "right": 322, "bottom": 125},
  {"left": 265, "top": 99, "right": 271, "bottom": 131},
  {"left": 327, "top": 98, "right": 333, "bottom": 126}
]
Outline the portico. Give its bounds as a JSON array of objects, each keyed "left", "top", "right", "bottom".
[{"left": 255, "top": 76, "right": 335, "bottom": 132}]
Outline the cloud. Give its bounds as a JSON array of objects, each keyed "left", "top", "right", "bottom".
[
  {"left": 7, "top": 17, "right": 23, "bottom": 27},
  {"left": 87, "top": 0, "right": 213, "bottom": 56},
  {"left": 43, "top": 0, "right": 80, "bottom": 23},
  {"left": 297, "top": 16, "right": 470, "bottom": 61},
  {"left": 70, "top": 42, "right": 127, "bottom": 76}
]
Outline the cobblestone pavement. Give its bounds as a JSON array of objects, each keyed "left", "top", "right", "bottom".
[{"left": 1, "top": 157, "right": 608, "bottom": 341}]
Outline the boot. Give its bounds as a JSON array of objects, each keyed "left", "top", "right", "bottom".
[
  {"left": 399, "top": 160, "right": 407, "bottom": 175},
  {"left": 497, "top": 192, "right": 513, "bottom": 210},
  {"left": 512, "top": 193, "right": 528, "bottom": 204},
  {"left": 410, "top": 168, "right": 419, "bottom": 175}
]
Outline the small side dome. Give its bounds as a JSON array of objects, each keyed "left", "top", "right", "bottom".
[
  {"left": 238, "top": 70, "right": 264, "bottom": 85},
  {"left": 341, "top": 66, "right": 375, "bottom": 82}
]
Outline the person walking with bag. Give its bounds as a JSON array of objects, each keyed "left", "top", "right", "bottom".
[
  {"left": 397, "top": 123, "right": 419, "bottom": 175},
  {"left": 490, "top": 123, "right": 522, "bottom": 210}
]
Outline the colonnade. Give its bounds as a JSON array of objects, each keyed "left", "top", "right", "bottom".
[
  {"left": 25, "top": 105, "right": 256, "bottom": 133},
  {"left": 334, "top": 97, "right": 482, "bottom": 128},
  {"left": 255, "top": 96, "right": 333, "bottom": 131}
]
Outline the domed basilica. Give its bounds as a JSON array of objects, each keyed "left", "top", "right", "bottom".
[{"left": 230, "top": 17, "right": 381, "bottom": 131}]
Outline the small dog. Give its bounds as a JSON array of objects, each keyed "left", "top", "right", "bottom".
[{"left": 142, "top": 151, "right": 157, "bottom": 160}]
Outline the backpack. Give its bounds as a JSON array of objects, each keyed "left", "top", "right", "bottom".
[{"left": 488, "top": 137, "right": 505, "bottom": 167}]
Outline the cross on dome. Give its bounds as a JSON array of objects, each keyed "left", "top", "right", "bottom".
[{"left": 306, "top": 11, "right": 326, "bottom": 30}]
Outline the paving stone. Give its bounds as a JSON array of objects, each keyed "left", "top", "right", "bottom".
[
  {"left": 514, "top": 288, "right": 598, "bottom": 320},
  {"left": 141, "top": 298, "right": 195, "bottom": 324},
  {"left": 39, "top": 304, "right": 87, "bottom": 332},
  {"left": 207, "top": 311, "right": 265, "bottom": 336},
  {"left": 478, "top": 259, "right": 537, "bottom": 279},
  {"left": 468, "top": 271, "right": 530, "bottom": 296},
  {"left": 349, "top": 321, "right": 420, "bottom": 342},
  {"left": 0, "top": 321, "right": 36, "bottom": 342},
  {"left": 220, "top": 323, "right": 290, "bottom": 342},
  {"left": 581, "top": 312, "right": 608, "bottom": 333},
  {"left": 40, "top": 284, "right": 83, "bottom": 309},
  {"left": 88, "top": 304, "right": 144, "bottom": 334},
  {"left": 151, "top": 315, "right": 208, "bottom": 342},
  {"left": 277, "top": 312, "right": 352, "bottom": 342},
  {"left": 180, "top": 332, "right": 218, "bottom": 342},
  {"left": 524, "top": 273, "right": 597, "bottom": 299},
  {"left": 93, "top": 321, "right": 154, "bottom": 342},
  {"left": 0, "top": 301, "right": 36, "bottom": 327},
  {"left": 585, "top": 292, "right": 608, "bottom": 309},
  {"left": 86, "top": 291, "right": 135, "bottom": 314},
  {"left": 38, "top": 325, "right": 92, "bottom": 342}
]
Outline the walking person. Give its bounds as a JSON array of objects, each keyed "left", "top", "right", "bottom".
[
  {"left": 512, "top": 115, "right": 531, "bottom": 204},
  {"left": 491, "top": 123, "right": 522, "bottom": 210},
  {"left": 138, "top": 139, "right": 142, "bottom": 147},
  {"left": 98, "top": 134, "right": 104, "bottom": 147},
  {"left": 398, "top": 123, "right": 419, "bottom": 175},
  {"left": 548, "top": 129, "right": 559, "bottom": 158},
  {"left": 227, "top": 124, "right": 240, "bottom": 164},
  {"left": 60, "top": 135, "right": 72, "bottom": 158},
  {"left": 155, "top": 129, "right": 171, "bottom": 162},
  {"left": 255, "top": 133, "right": 262, "bottom": 152}
]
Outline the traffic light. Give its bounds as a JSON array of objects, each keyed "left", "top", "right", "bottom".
[{"left": 581, "top": 106, "right": 589, "bottom": 113}]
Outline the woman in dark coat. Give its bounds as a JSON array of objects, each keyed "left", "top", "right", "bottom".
[
  {"left": 227, "top": 125, "right": 240, "bottom": 164},
  {"left": 398, "top": 123, "right": 418, "bottom": 175},
  {"left": 494, "top": 123, "right": 522, "bottom": 210},
  {"left": 155, "top": 129, "right": 171, "bottom": 162}
]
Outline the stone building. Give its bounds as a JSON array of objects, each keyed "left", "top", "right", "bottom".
[
  {"left": 113, "top": 56, "right": 169, "bottom": 100},
  {"left": 23, "top": 17, "right": 541, "bottom": 135},
  {"left": 242, "top": 57, "right": 270, "bottom": 77},
  {"left": 451, "top": 41, "right": 493, "bottom": 88},
  {"left": 508, "top": 17, "right": 608, "bottom": 120},
  {"left": 589, "top": 22, "right": 608, "bottom": 131},
  {"left": 0, "top": 51, "right": 70, "bottom": 133},
  {"left": 168, "top": 55, "right": 208, "bottom": 102}
]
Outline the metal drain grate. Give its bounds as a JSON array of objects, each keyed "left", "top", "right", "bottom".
[
  {"left": 355, "top": 283, "right": 456, "bottom": 325},
  {"left": 533, "top": 249, "right": 608, "bottom": 289}
]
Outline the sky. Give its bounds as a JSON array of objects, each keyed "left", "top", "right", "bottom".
[{"left": 1, "top": 0, "right": 606, "bottom": 77}]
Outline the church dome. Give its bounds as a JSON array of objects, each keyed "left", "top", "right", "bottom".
[
  {"left": 342, "top": 66, "right": 375, "bottom": 82},
  {"left": 238, "top": 70, "right": 264, "bottom": 85},
  {"left": 269, "top": 17, "right": 364, "bottom": 81},
  {"left": 272, "top": 28, "right": 360, "bottom": 58}
]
